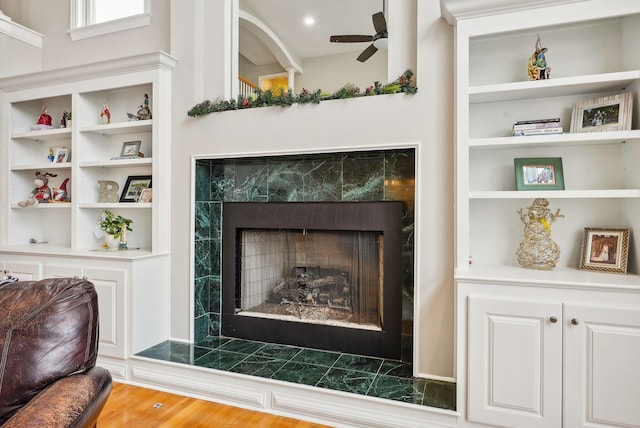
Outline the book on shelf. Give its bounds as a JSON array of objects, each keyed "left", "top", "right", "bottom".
[
  {"left": 513, "top": 126, "right": 563, "bottom": 136},
  {"left": 513, "top": 118, "right": 563, "bottom": 136},
  {"left": 513, "top": 121, "right": 563, "bottom": 131},
  {"left": 513, "top": 117, "right": 560, "bottom": 125}
]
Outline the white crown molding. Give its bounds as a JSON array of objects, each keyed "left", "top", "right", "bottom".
[
  {"left": 0, "top": 51, "right": 177, "bottom": 92},
  {"left": 439, "top": 0, "right": 585, "bottom": 24},
  {"left": 0, "top": 12, "right": 43, "bottom": 48}
]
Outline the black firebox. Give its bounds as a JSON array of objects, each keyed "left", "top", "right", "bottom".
[{"left": 221, "top": 201, "right": 403, "bottom": 359}]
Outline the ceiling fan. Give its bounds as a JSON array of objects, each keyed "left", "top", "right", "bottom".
[{"left": 329, "top": 1, "right": 388, "bottom": 62}]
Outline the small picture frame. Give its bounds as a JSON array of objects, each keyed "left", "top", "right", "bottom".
[
  {"left": 120, "top": 140, "right": 141, "bottom": 158},
  {"left": 119, "top": 175, "right": 152, "bottom": 202},
  {"left": 570, "top": 92, "right": 633, "bottom": 133},
  {"left": 54, "top": 148, "right": 70, "bottom": 163},
  {"left": 514, "top": 157, "right": 564, "bottom": 191},
  {"left": 579, "top": 228, "right": 630, "bottom": 274},
  {"left": 137, "top": 188, "right": 152, "bottom": 203}
]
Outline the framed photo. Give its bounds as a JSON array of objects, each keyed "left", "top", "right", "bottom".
[
  {"left": 54, "top": 148, "right": 69, "bottom": 163},
  {"left": 579, "top": 228, "right": 630, "bottom": 274},
  {"left": 514, "top": 157, "right": 564, "bottom": 191},
  {"left": 119, "top": 175, "right": 152, "bottom": 202},
  {"left": 119, "top": 140, "right": 141, "bottom": 158},
  {"left": 570, "top": 92, "right": 633, "bottom": 133},
  {"left": 137, "top": 188, "right": 152, "bottom": 203}
]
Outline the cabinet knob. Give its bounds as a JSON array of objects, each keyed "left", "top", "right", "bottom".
[
  {"left": 549, "top": 316, "right": 558, "bottom": 323},
  {"left": 571, "top": 318, "right": 580, "bottom": 326}
]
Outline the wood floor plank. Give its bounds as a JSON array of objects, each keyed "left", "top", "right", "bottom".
[{"left": 97, "top": 382, "right": 332, "bottom": 427}]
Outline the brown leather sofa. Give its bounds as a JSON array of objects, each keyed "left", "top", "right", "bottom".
[{"left": 0, "top": 277, "right": 113, "bottom": 427}]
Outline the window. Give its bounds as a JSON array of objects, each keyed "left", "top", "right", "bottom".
[{"left": 69, "top": 0, "right": 150, "bottom": 41}]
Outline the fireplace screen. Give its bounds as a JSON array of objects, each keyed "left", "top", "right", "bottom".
[{"left": 237, "top": 229, "right": 383, "bottom": 330}]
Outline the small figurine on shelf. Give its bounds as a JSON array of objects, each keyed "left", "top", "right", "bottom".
[
  {"left": 127, "top": 93, "right": 152, "bottom": 121},
  {"left": 32, "top": 107, "right": 55, "bottom": 130},
  {"left": 17, "top": 171, "right": 57, "bottom": 207},
  {"left": 48, "top": 148, "right": 55, "bottom": 162},
  {"left": 52, "top": 178, "right": 70, "bottom": 202},
  {"left": 527, "top": 34, "right": 551, "bottom": 80},
  {"left": 101, "top": 103, "right": 111, "bottom": 124},
  {"left": 516, "top": 198, "right": 564, "bottom": 270}
]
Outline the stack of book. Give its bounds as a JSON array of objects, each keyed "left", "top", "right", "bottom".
[{"left": 512, "top": 118, "right": 563, "bottom": 136}]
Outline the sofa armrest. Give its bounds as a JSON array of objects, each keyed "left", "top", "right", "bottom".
[{"left": 3, "top": 367, "right": 113, "bottom": 428}]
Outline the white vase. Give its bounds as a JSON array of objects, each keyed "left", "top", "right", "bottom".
[{"left": 104, "top": 234, "right": 120, "bottom": 251}]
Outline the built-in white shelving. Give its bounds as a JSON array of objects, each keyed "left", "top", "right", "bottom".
[{"left": 0, "top": 51, "right": 175, "bottom": 256}]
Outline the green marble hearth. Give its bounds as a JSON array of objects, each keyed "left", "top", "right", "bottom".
[{"left": 136, "top": 338, "right": 456, "bottom": 411}]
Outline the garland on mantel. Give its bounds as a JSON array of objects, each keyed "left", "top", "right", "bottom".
[{"left": 187, "top": 69, "right": 417, "bottom": 117}]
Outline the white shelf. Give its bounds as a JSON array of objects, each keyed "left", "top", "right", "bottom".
[
  {"left": 79, "top": 203, "right": 152, "bottom": 209},
  {"left": 79, "top": 158, "right": 152, "bottom": 168},
  {"left": 469, "top": 70, "right": 640, "bottom": 104},
  {"left": 11, "top": 162, "right": 72, "bottom": 171},
  {"left": 10, "top": 203, "right": 72, "bottom": 209},
  {"left": 79, "top": 120, "right": 152, "bottom": 135},
  {"left": 11, "top": 127, "right": 71, "bottom": 141},
  {"left": 470, "top": 190, "right": 640, "bottom": 199},
  {"left": 456, "top": 264, "right": 640, "bottom": 290},
  {"left": 470, "top": 130, "right": 640, "bottom": 150}
]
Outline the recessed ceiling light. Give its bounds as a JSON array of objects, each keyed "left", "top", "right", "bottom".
[{"left": 304, "top": 16, "right": 315, "bottom": 26}]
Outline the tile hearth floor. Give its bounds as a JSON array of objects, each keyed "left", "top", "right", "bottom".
[{"left": 136, "top": 338, "right": 456, "bottom": 410}]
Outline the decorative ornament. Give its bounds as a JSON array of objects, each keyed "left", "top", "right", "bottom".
[
  {"left": 187, "top": 69, "right": 418, "bottom": 117},
  {"left": 516, "top": 198, "right": 564, "bottom": 270},
  {"left": 127, "top": 93, "right": 152, "bottom": 120},
  {"left": 17, "top": 171, "right": 57, "bottom": 207},
  {"left": 528, "top": 34, "right": 551, "bottom": 80},
  {"left": 32, "top": 107, "right": 55, "bottom": 130},
  {"left": 101, "top": 104, "right": 111, "bottom": 124}
]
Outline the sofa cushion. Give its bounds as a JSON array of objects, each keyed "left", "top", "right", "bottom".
[{"left": 0, "top": 278, "right": 99, "bottom": 424}]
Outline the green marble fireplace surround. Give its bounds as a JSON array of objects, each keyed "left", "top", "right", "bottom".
[{"left": 194, "top": 149, "right": 416, "bottom": 362}]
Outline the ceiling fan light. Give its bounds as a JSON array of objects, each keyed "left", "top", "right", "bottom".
[{"left": 373, "top": 37, "right": 388, "bottom": 50}]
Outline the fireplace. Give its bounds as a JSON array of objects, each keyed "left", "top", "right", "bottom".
[{"left": 222, "top": 201, "right": 403, "bottom": 359}]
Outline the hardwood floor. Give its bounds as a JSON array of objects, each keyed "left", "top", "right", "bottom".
[{"left": 98, "top": 382, "right": 332, "bottom": 427}]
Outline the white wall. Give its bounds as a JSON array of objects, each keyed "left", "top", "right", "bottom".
[{"left": 0, "top": 0, "right": 456, "bottom": 378}]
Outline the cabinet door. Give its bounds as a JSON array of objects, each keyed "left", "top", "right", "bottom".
[
  {"left": 564, "top": 303, "right": 640, "bottom": 427},
  {"left": 468, "top": 296, "right": 563, "bottom": 428},
  {"left": 43, "top": 263, "right": 83, "bottom": 278},
  {"left": 4, "top": 261, "right": 42, "bottom": 280},
  {"left": 83, "top": 267, "right": 126, "bottom": 359}
]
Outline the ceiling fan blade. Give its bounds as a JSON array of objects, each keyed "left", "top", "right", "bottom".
[
  {"left": 372, "top": 12, "right": 387, "bottom": 34},
  {"left": 357, "top": 44, "right": 378, "bottom": 62},
  {"left": 330, "top": 35, "right": 374, "bottom": 43}
]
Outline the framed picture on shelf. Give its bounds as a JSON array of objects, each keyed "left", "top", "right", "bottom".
[
  {"left": 137, "top": 188, "right": 152, "bottom": 203},
  {"left": 119, "top": 175, "right": 152, "bottom": 202},
  {"left": 514, "top": 157, "right": 564, "bottom": 191},
  {"left": 119, "top": 140, "right": 141, "bottom": 158},
  {"left": 579, "top": 228, "right": 630, "bottom": 274},
  {"left": 54, "top": 148, "right": 70, "bottom": 163},
  {"left": 570, "top": 92, "right": 633, "bottom": 133}
]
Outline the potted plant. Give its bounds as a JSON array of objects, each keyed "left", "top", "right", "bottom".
[
  {"left": 63, "top": 111, "right": 72, "bottom": 128},
  {"left": 99, "top": 210, "right": 132, "bottom": 250}
]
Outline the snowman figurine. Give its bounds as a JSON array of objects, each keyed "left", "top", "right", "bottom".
[{"left": 516, "top": 198, "right": 564, "bottom": 270}]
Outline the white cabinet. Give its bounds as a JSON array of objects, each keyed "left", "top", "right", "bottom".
[
  {"left": 44, "top": 263, "right": 126, "bottom": 359},
  {"left": 564, "top": 303, "right": 640, "bottom": 427},
  {"left": 458, "top": 281, "right": 640, "bottom": 428},
  {"left": 0, "top": 51, "right": 175, "bottom": 255},
  {"left": 443, "top": 2, "right": 640, "bottom": 424},
  {"left": 467, "top": 296, "right": 562, "bottom": 428},
  {"left": 2, "top": 259, "right": 41, "bottom": 280}
]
